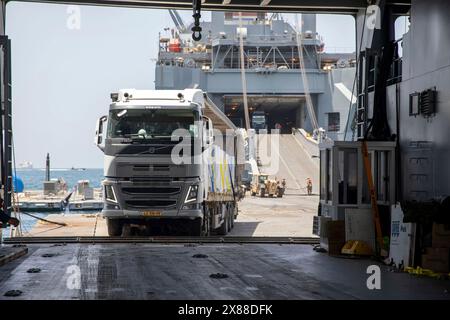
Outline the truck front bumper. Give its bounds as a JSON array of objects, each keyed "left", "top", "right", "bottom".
[{"left": 102, "top": 208, "right": 203, "bottom": 220}]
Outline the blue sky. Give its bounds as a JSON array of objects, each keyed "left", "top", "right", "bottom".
[{"left": 7, "top": 2, "right": 356, "bottom": 168}]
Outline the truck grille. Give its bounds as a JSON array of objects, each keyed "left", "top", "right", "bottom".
[
  {"left": 125, "top": 199, "right": 177, "bottom": 209},
  {"left": 132, "top": 165, "right": 170, "bottom": 172},
  {"left": 122, "top": 187, "right": 180, "bottom": 195},
  {"left": 120, "top": 181, "right": 182, "bottom": 210}
]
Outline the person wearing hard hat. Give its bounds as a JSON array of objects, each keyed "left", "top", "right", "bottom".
[{"left": 306, "top": 178, "right": 313, "bottom": 195}]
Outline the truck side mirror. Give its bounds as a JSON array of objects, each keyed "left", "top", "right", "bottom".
[{"left": 95, "top": 115, "right": 108, "bottom": 151}]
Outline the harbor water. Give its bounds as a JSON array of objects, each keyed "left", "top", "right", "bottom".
[{"left": 2, "top": 168, "right": 104, "bottom": 237}]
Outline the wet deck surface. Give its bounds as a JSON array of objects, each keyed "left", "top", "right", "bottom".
[{"left": 0, "top": 243, "right": 448, "bottom": 300}]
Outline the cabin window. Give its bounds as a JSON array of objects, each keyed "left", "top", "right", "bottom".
[
  {"left": 375, "top": 151, "right": 390, "bottom": 202},
  {"left": 327, "top": 149, "right": 333, "bottom": 200},
  {"left": 337, "top": 148, "right": 358, "bottom": 204},
  {"left": 320, "top": 150, "right": 326, "bottom": 200},
  {"left": 327, "top": 113, "right": 340, "bottom": 132}
]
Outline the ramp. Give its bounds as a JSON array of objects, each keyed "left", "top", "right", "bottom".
[
  {"left": 203, "top": 93, "right": 237, "bottom": 132},
  {"left": 258, "top": 133, "right": 319, "bottom": 193}
]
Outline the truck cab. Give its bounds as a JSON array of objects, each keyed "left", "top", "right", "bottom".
[
  {"left": 251, "top": 111, "right": 267, "bottom": 132},
  {"left": 95, "top": 89, "right": 240, "bottom": 236}
]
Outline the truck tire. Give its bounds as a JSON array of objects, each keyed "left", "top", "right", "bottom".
[
  {"left": 230, "top": 204, "right": 236, "bottom": 229},
  {"left": 251, "top": 191, "right": 256, "bottom": 196},
  {"left": 189, "top": 218, "right": 203, "bottom": 236},
  {"left": 260, "top": 188, "right": 265, "bottom": 197},
  {"left": 216, "top": 213, "right": 229, "bottom": 236},
  {"left": 227, "top": 207, "right": 232, "bottom": 231},
  {"left": 203, "top": 217, "right": 211, "bottom": 236},
  {"left": 202, "top": 205, "right": 211, "bottom": 236},
  {"left": 231, "top": 213, "right": 235, "bottom": 229},
  {"left": 106, "top": 218, "right": 122, "bottom": 237}
]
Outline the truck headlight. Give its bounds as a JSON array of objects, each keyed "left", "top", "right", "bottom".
[
  {"left": 105, "top": 185, "right": 118, "bottom": 203},
  {"left": 182, "top": 203, "right": 201, "bottom": 210},
  {"left": 105, "top": 203, "right": 120, "bottom": 210},
  {"left": 184, "top": 185, "right": 198, "bottom": 203}
]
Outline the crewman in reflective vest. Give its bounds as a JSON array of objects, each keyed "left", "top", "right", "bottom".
[{"left": 306, "top": 178, "right": 313, "bottom": 195}]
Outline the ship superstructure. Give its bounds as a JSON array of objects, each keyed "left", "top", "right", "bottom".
[{"left": 155, "top": 12, "right": 356, "bottom": 140}]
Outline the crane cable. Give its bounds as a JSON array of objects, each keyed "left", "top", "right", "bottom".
[{"left": 344, "top": 8, "right": 368, "bottom": 141}]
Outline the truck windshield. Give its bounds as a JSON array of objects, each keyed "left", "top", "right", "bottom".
[{"left": 108, "top": 109, "right": 199, "bottom": 140}]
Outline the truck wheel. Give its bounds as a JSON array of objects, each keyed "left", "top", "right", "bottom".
[
  {"left": 106, "top": 218, "right": 122, "bottom": 237},
  {"left": 203, "top": 217, "right": 210, "bottom": 236},
  {"left": 216, "top": 214, "right": 229, "bottom": 236},
  {"left": 189, "top": 218, "right": 203, "bottom": 236},
  {"left": 227, "top": 208, "right": 233, "bottom": 231},
  {"left": 260, "top": 189, "right": 265, "bottom": 197},
  {"left": 231, "top": 213, "right": 235, "bottom": 229},
  {"left": 231, "top": 205, "right": 236, "bottom": 229},
  {"left": 251, "top": 192, "right": 256, "bottom": 196}
]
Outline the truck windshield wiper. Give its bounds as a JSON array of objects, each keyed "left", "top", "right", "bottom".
[{"left": 129, "top": 135, "right": 185, "bottom": 143}]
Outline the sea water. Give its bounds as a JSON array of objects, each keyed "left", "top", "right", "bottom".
[{"left": 2, "top": 168, "right": 104, "bottom": 237}]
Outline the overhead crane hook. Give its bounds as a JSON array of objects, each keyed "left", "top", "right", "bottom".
[{"left": 191, "top": 0, "right": 202, "bottom": 41}]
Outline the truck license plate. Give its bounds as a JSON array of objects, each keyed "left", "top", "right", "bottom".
[{"left": 142, "top": 211, "right": 161, "bottom": 217}]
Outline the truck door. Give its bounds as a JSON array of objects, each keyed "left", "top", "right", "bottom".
[{"left": 0, "top": 36, "right": 12, "bottom": 216}]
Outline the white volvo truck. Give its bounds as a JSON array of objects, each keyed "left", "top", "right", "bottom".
[{"left": 95, "top": 89, "right": 244, "bottom": 236}]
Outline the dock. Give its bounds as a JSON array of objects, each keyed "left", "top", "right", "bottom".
[
  {"left": 24, "top": 213, "right": 107, "bottom": 237},
  {"left": 16, "top": 189, "right": 103, "bottom": 212}
]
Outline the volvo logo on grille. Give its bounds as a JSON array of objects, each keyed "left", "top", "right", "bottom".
[{"left": 148, "top": 147, "right": 155, "bottom": 154}]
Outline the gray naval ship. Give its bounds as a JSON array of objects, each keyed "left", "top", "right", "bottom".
[{"left": 155, "top": 11, "right": 356, "bottom": 140}]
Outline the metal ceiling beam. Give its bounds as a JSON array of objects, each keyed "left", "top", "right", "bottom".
[{"left": 5, "top": 0, "right": 410, "bottom": 14}]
